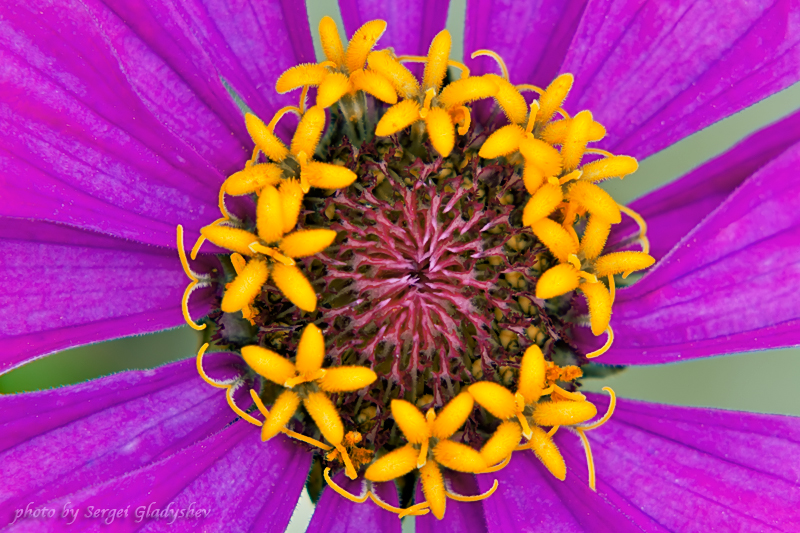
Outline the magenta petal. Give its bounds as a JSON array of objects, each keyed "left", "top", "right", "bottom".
[
  {"left": 0, "top": 354, "right": 247, "bottom": 521},
  {"left": 564, "top": 393, "right": 800, "bottom": 530},
  {"left": 464, "top": 0, "right": 588, "bottom": 87},
  {"left": 338, "top": 0, "right": 450, "bottom": 57},
  {"left": 563, "top": 0, "right": 800, "bottom": 160},
  {"left": 6, "top": 424, "right": 309, "bottom": 532},
  {"left": 0, "top": 0, "right": 312, "bottom": 247},
  {"left": 307, "top": 472, "right": 401, "bottom": 533},
  {"left": 591, "top": 141, "right": 800, "bottom": 365},
  {"left": 609, "top": 109, "right": 800, "bottom": 262},
  {"left": 0, "top": 219, "right": 215, "bottom": 373},
  {"left": 416, "top": 471, "right": 488, "bottom": 532},
  {"left": 478, "top": 393, "right": 800, "bottom": 530}
]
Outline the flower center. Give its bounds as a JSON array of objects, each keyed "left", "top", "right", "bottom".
[{"left": 177, "top": 17, "right": 654, "bottom": 521}]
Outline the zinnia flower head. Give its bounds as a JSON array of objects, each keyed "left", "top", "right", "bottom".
[{"left": 2, "top": 0, "right": 800, "bottom": 531}]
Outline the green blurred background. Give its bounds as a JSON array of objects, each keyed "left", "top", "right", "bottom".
[{"left": 2, "top": 0, "right": 799, "bottom": 530}]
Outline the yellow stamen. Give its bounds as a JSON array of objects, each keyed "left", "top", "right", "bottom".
[
  {"left": 525, "top": 101, "right": 540, "bottom": 134},
  {"left": 279, "top": 179, "right": 305, "bottom": 234},
  {"left": 256, "top": 185, "right": 285, "bottom": 243},
  {"left": 567, "top": 180, "right": 621, "bottom": 224},
  {"left": 367, "top": 50, "right": 420, "bottom": 99},
  {"left": 335, "top": 442, "right": 358, "bottom": 479},
  {"left": 480, "top": 454, "right": 512, "bottom": 474},
  {"left": 581, "top": 215, "right": 612, "bottom": 261},
  {"left": 241, "top": 345, "right": 297, "bottom": 385},
  {"left": 481, "top": 420, "right": 522, "bottom": 466},
  {"left": 608, "top": 274, "right": 615, "bottom": 304},
  {"left": 419, "top": 87, "right": 436, "bottom": 118},
  {"left": 177, "top": 225, "right": 207, "bottom": 331},
  {"left": 279, "top": 229, "right": 337, "bottom": 259},
  {"left": 224, "top": 163, "right": 283, "bottom": 196},
  {"left": 452, "top": 105, "right": 472, "bottom": 135},
  {"left": 431, "top": 392, "right": 474, "bottom": 440},
  {"left": 221, "top": 257, "right": 269, "bottom": 313},
  {"left": 559, "top": 169, "right": 582, "bottom": 185},
  {"left": 469, "top": 381, "right": 517, "bottom": 419},
  {"left": 527, "top": 426, "right": 566, "bottom": 480},
  {"left": 424, "top": 106, "right": 455, "bottom": 157},
  {"left": 445, "top": 479, "right": 500, "bottom": 503},
  {"left": 226, "top": 383, "right": 262, "bottom": 426},
  {"left": 275, "top": 64, "right": 329, "bottom": 94},
  {"left": 298, "top": 85, "right": 310, "bottom": 114},
  {"left": 350, "top": 69, "right": 398, "bottom": 104},
  {"left": 422, "top": 30, "right": 451, "bottom": 93},
  {"left": 518, "top": 345, "right": 546, "bottom": 404},
  {"left": 530, "top": 219, "right": 579, "bottom": 263},
  {"left": 581, "top": 154, "right": 638, "bottom": 182},
  {"left": 484, "top": 74, "right": 527, "bottom": 125},
  {"left": 317, "top": 366, "right": 378, "bottom": 392},
  {"left": 551, "top": 384, "right": 586, "bottom": 402},
  {"left": 270, "top": 262, "right": 317, "bottom": 312},
  {"left": 586, "top": 325, "right": 614, "bottom": 359},
  {"left": 266, "top": 106, "right": 303, "bottom": 132},
  {"left": 514, "top": 393, "right": 533, "bottom": 440},
  {"left": 302, "top": 161, "right": 358, "bottom": 191},
  {"left": 248, "top": 242, "right": 296, "bottom": 266},
  {"left": 195, "top": 343, "right": 229, "bottom": 389},
  {"left": 580, "top": 387, "right": 616, "bottom": 431},
  {"left": 250, "top": 389, "right": 332, "bottom": 450},
  {"left": 522, "top": 183, "right": 562, "bottom": 227},
  {"left": 535, "top": 264, "right": 579, "bottom": 299},
  {"left": 344, "top": 19, "right": 387, "bottom": 73},
  {"left": 479, "top": 124, "right": 525, "bottom": 159},
  {"left": 515, "top": 83, "right": 545, "bottom": 96},
  {"left": 579, "top": 281, "right": 613, "bottom": 336},
  {"left": 593, "top": 251, "right": 655, "bottom": 279},
  {"left": 295, "top": 323, "right": 325, "bottom": 373},
  {"left": 433, "top": 439, "right": 489, "bottom": 472},
  {"left": 283, "top": 369, "right": 325, "bottom": 389},
  {"left": 246, "top": 113, "right": 289, "bottom": 163},
  {"left": 535, "top": 73, "right": 573, "bottom": 127},
  {"left": 438, "top": 77, "right": 498, "bottom": 110},
  {"left": 375, "top": 99, "right": 421, "bottom": 136},
  {"left": 532, "top": 400, "right": 597, "bottom": 426},
  {"left": 370, "top": 494, "right": 430, "bottom": 518},
  {"left": 316, "top": 72, "right": 352, "bottom": 108},
  {"left": 547, "top": 425, "right": 559, "bottom": 438},
  {"left": 290, "top": 106, "right": 326, "bottom": 158},
  {"left": 364, "top": 444, "right": 419, "bottom": 482},
  {"left": 390, "top": 399, "right": 430, "bottom": 444},
  {"left": 574, "top": 428, "right": 597, "bottom": 491},
  {"left": 471, "top": 49, "right": 509, "bottom": 79},
  {"left": 261, "top": 389, "right": 301, "bottom": 441},
  {"left": 303, "top": 391, "right": 344, "bottom": 445},
  {"left": 319, "top": 16, "right": 345, "bottom": 67},
  {"left": 618, "top": 203, "right": 651, "bottom": 254},
  {"left": 201, "top": 224, "right": 258, "bottom": 256},
  {"left": 324, "top": 467, "right": 369, "bottom": 502},
  {"left": 419, "top": 460, "right": 446, "bottom": 520}
]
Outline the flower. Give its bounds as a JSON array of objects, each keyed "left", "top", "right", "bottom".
[{"left": 2, "top": 1, "right": 800, "bottom": 532}]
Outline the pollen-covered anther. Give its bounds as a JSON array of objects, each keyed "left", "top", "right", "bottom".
[
  {"left": 241, "top": 324, "right": 376, "bottom": 479},
  {"left": 365, "top": 396, "right": 487, "bottom": 519}
]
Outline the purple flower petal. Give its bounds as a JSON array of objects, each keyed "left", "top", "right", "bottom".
[
  {"left": 0, "top": 0, "right": 313, "bottom": 247},
  {"left": 1, "top": 354, "right": 251, "bottom": 522},
  {"left": 588, "top": 140, "right": 800, "bottom": 365},
  {"left": 609, "top": 109, "right": 800, "bottom": 263},
  {"left": 0, "top": 219, "right": 214, "bottom": 373},
  {"left": 339, "top": 0, "right": 450, "bottom": 57},
  {"left": 307, "top": 472, "right": 401, "bottom": 533},
  {"left": 416, "top": 471, "right": 488, "bottom": 533},
  {"left": 563, "top": 0, "right": 800, "bottom": 160},
  {"left": 478, "top": 394, "right": 800, "bottom": 531},
  {"left": 464, "top": 0, "right": 588, "bottom": 87}
]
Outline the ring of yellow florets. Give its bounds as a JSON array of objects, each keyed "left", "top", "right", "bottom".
[{"left": 177, "top": 16, "right": 654, "bottom": 520}]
